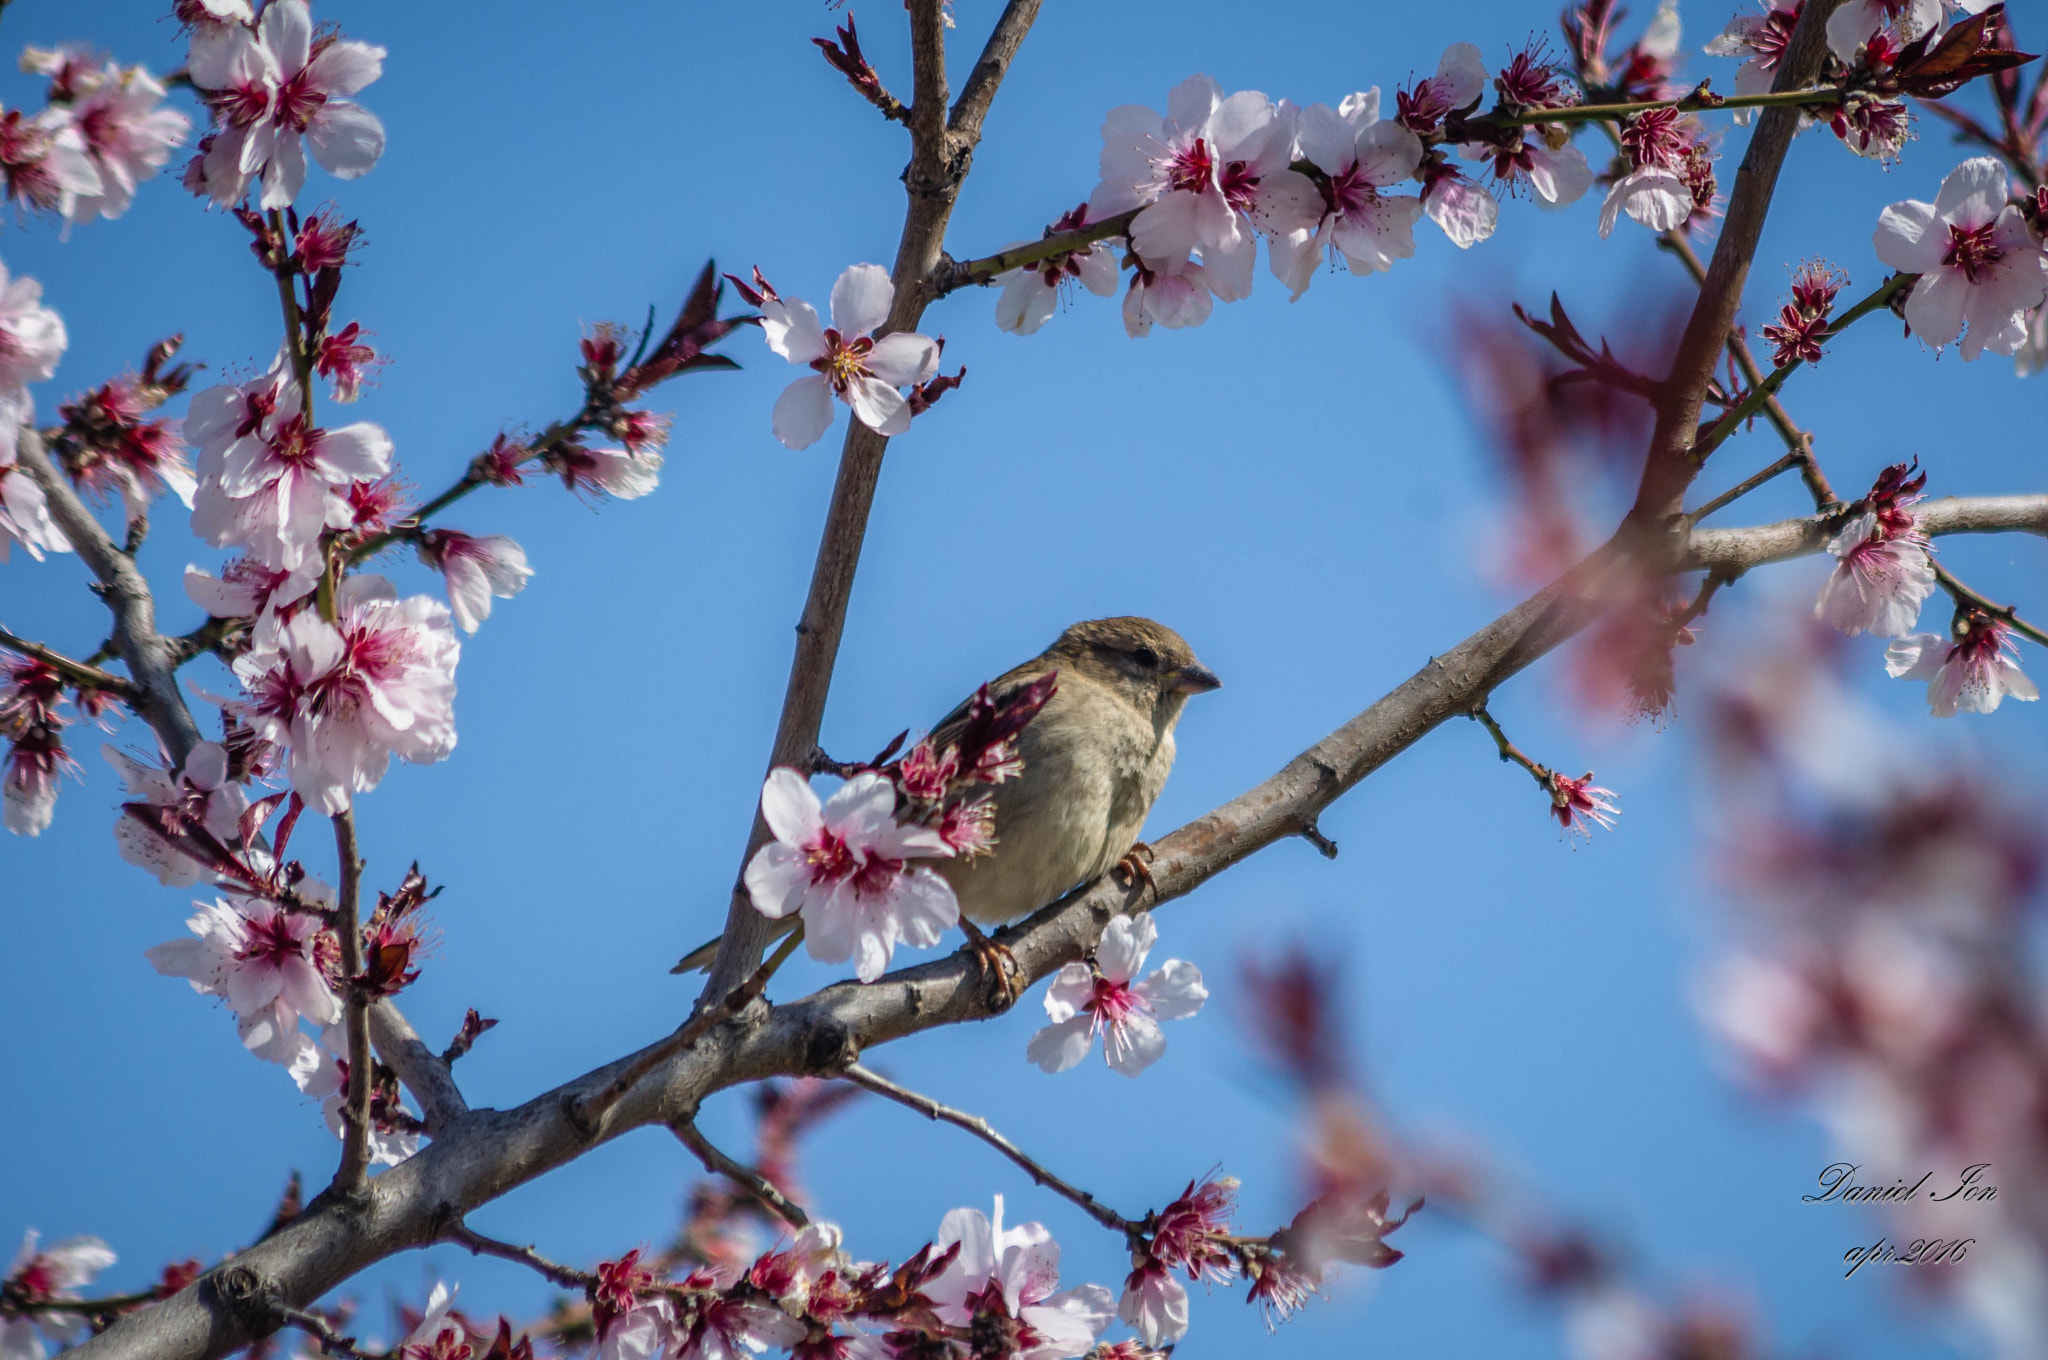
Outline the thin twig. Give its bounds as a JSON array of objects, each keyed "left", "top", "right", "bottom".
[
  {"left": 577, "top": 927, "right": 805, "bottom": 1134},
  {"left": 840, "top": 1063, "right": 1142, "bottom": 1239},
  {"left": 938, "top": 208, "right": 1139, "bottom": 295},
  {"left": 331, "top": 809, "right": 372, "bottom": 1194},
  {"left": 1659, "top": 231, "right": 1835, "bottom": 508},
  {"left": 1933, "top": 562, "right": 2048, "bottom": 649},
  {"left": 0, "top": 627, "right": 138, "bottom": 697},
  {"left": 277, "top": 1306, "right": 382, "bottom": 1360},
  {"left": 442, "top": 1220, "right": 593, "bottom": 1290},
  {"left": 1468, "top": 706, "right": 1550, "bottom": 785},
  {"left": 1483, "top": 82, "right": 1839, "bottom": 127},
  {"left": 1684, "top": 452, "right": 1806, "bottom": 525},
  {"left": 5, "top": 1291, "right": 161, "bottom": 1318},
  {"left": 671, "top": 1119, "right": 809, "bottom": 1229}
]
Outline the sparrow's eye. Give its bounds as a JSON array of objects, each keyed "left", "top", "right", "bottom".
[{"left": 1132, "top": 646, "right": 1160, "bottom": 669}]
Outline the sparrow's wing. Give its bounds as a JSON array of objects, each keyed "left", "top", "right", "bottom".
[{"left": 922, "top": 659, "right": 1057, "bottom": 753}]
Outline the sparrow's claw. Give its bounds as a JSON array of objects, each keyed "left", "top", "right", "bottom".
[
  {"left": 958, "top": 917, "right": 1025, "bottom": 1011},
  {"left": 1114, "top": 840, "right": 1156, "bottom": 893}
]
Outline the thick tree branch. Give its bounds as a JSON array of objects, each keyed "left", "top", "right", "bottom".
[
  {"left": 331, "top": 811, "right": 372, "bottom": 1195},
  {"left": 699, "top": 0, "right": 1042, "bottom": 1003},
  {"left": 1629, "top": 0, "right": 1844, "bottom": 524},
  {"left": 71, "top": 492, "right": 2047, "bottom": 1360},
  {"left": 13, "top": 429, "right": 202, "bottom": 763}
]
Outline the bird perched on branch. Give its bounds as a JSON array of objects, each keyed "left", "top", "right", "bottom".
[{"left": 673, "top": 616, "right": 1220, "bottom": 974}]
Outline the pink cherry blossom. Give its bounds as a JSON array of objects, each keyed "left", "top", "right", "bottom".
[
  {"left": 188, "top": 373, "right": 393, "bottom": 570},
  {"left": 926, "top": 1197, "right": 1116, "bottom": 1360},
  {"left": 224, "top": 574, "right": 460, "bottom": 814},
  {"left": 994, "top": 208, "right": 1123, "bottom": 336},
  {"left": 43, "top": 62, "right": 191, "bottom": 223},
  {"left": 675, "top": 1298, "right": 806, "bottom": 1360},
  {"left": 1826, "top": 0, "right": 1939, "bottom": 65},
  {"left": 187, "top": 1, "right": 386, "bottom": 209},
  {"left": 0, "top": 434, "right": 68, "bottom": 564},
  {"left": 1422, "top": 165, "right": 1500, "bottom": 247},
  {"left": 417, "top": 530, "right": 533, "bottom": 634},
  {"left": 104, "top": 739, "right": 249, "bottom": 886},
  {"left": 1457, "top": 48, "right": 1592, "bottom": 208},
  {"left": 184, "top": 555, "right": 320, "bottom": 631},
  {"left": 1551, "top": 772, "right": 1620, "bottom": 840},
  {"left": 0, "top": 260, "right": 69, "bottom": 466},
  {"left": 1874, "top": 158, "right": 2048, "bottom": 361},
  {"left": 749, "top": 1222, "right": 851, "bottom": 1316},
  {"left": 1026, "top": 913, "right": 1207, "bottom": 1076},
  {"left": 1, "top": 658, "right": 74, "bottom": 837},
  {"left": 1272, "top": 90, "right": 1425, "bottom": 299},
  {"left": 547, "top": 442, "right": 663, "bottom": 499},
  {"left": 1088, "top": 76, "right": 1315, "bottom": 301},
  {"left": 0, "top": 107, "right": 103, "bottom": 219},
  {"left": 1396, "top": 43, "right": 1488, "bottom": 135},
  {"left": 1813, "top": 511, "right": 1935, "bottom": 638},
  {"left": 290, "top": 1041, "right": 423, "bottom": 1167},
  {"left": 315, "top": 321, "right": 382, "bottom": 402},
  {"left": 1703, "top": 0, "right": 1801, "bottom": 121},
  {"left": 759, "top": 265, "right": 940, "bottom": 449},
  {"left": 1598, "top": 108, "right": 1703, "bottom": 238},
  {"left": 744, "top": 769, "right": 959, "bottom": 982},
  {"left": 396, "top": 1282, "right": 465, "bottom": 1360},
  {"left": 1887, "top": 617, "right": 2041, "bottom": 717},
  {"left": 1121, "top": 258, "right": 1213, "bottom": 338},
  {"left": 146, "top": 895, "right": 342, "bottom": 1062},
  {"left": 2, "top": 1230, "right": 116, "bottom": 1360},
  {"left": 1116, "top": 1267, "right": 1187, "bottom": 1348}
]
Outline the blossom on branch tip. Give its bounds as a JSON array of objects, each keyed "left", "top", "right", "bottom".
[
  {"left": 1027, "top": 913, "right": 1207, "bottom": 1076},
  {"left": 186, "top": 0, "right": 387, "bottom": 209},
  {"left": 315, "top": 322, "right": 382, "bottom": 403},
  {"left": 1887, "top": 614, "right": 2039, "bottom": 716},
  {"left": 398, "top": 1282, "right": 467, "bottom": 1360},
  {"left": 544, "top": 442, "right": 661, "bottom": 499},
  {"left": 0, "top": 107, "right": 102, "bottom": 220},
  {"left": 1874, "top": 157, "right": 2048, "bottom": 361},
  {"left": 1396, "top": 44, "right": 1487, "bottom": 136},
  {"left": 221, "top": 574, "right": 460, "bottom": 815},
  {"left": 417, "top": 531, "right": 533, "bottom": 634},
  {"left": 104, "top": 739, "right": 249, "bottom": 886},
  {"left": 926, "top": 1197, "right": 1116, "bottom": 1360},
  {"left": 1550, "top": 771, "right": 1620, "bottom": 840},
  {"left": 1271, "top": 90, "right": 1425, "bottom": 299},
  {"left": 994, "top": 205, "right": 1122, "bottom": 335},
  {"left": 745, "top": 769, "right": 959, "bottom": 982},
  {"left": 0, "top": 261, "right": 69, "bottom": 503},
  {"left": 1421, "top": 164, "right": 1499, "bottom": 247},
  {"left": 2, "top": 659, "right": 75, "bottom": 837},
  {"left": 1832, "top": 95, "right": 1912, "bottom": 164},
  {"left": 756, "top": 264, "right": 939, "bottom": 449}
]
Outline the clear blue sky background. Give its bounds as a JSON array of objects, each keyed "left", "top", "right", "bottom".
[{"left": 3, "top": 3, "right": 2045, "bottom": 1358}]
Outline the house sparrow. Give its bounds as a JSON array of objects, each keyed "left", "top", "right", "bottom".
[{"left": 673, "top": 616, "right": 1219, "bottom": 972}]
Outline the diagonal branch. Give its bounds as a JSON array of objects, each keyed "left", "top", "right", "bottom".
[
  {"left": 698, "top": 0, "right": 1044, "bottom": 1004},
  {"left": 0, "top": 626, "right": 137, "bottom": 697},
  {"left": 69, "top": 493, "right": 2048, "bottom": 1360},
  {"left": 670, "top": 1118, "right": 808, "bottom": 1229},
  {"left": 1628, "top": 0, "right": 1846, "bottom": 525}
]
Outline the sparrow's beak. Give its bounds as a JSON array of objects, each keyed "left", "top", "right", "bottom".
[{"left": 1172, "top": 663, "right": 1222, "bottom": 695}]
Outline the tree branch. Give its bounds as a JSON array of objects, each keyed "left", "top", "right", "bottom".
[
  {"left": 670, "top": 1119, "right": 808, "bottom": 1230},
  {"left": 1629, "top": 0, "right": 1846, "bottom": 525},
  {"left": 12, "top": 429, "right": 202, "bottom": 763},
  {"left": 367, "top": 999, "right": 468, "bottom": 1135},
  {"left": 698, "top": 0, "right": 1042, "bottom": 1003},
  {"left": 330, "top": 810, "right": 372, "bottom": 1195},
  {"left": 67, "top": 494, "right": 2046, "bottom": 1360},
  {"left": 0, "top": 626, "right": 138, "bottom": 698},
  {"left": 840, "top": 1064, "right": 1140, "bottom": 1238},
  {"left": 441, "top": 1221, "right": 592, "bottom": 1291}
]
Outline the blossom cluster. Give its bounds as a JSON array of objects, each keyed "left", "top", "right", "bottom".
[{"left": 3, "top": 46, "right": 189, "bottom": 225}]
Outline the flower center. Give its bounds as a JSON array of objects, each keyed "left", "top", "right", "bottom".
[
  {"left": 233, "top": 910, "right": 302, "bottom": 968},
  {"left": 274, "top": 69, "right": 327, "bottom": 132},
  {"left": 810, "top": 329, "right": 874, "bottom": 395},
  {"left": 1164, "top": 136, "right": 1214, "bottom": 195},
  {"left": 1091, "top": 977, "right": 1144, "bottom": 1025},
  {"left": 217, "top": 81, "right": 271, "bottom": 130},
  {"left": 1327, "top": 163, "right": 1379, "bottom": 217},
  {"left": 804, "top": 829, "right": 858, "bottom": 883},
  {"left": 1943, "top": 221, "right": 2004, "bottom": 283},
  {"left": 1219, "top": 159, "right": 1261, "bottom": 214},
  {"left": 269, "top": 414, "right": 321, "bottom": 469}
]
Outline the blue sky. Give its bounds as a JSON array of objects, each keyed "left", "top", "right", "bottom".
[{"left": 3, "top": 3, "right": 2045, "bottom": 1359}]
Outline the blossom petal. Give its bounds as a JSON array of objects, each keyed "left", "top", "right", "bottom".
[
  {"left": 1026, "top": 1015, "right": 1097, "bottom": 1073},
  {"left": 771, "top": 375, "right": 836, "bottom": 449},
  {"left": 830, "top": 264, "right": 895, "bottom": 337}
]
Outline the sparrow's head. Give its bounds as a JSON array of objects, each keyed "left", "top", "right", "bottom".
[{"left": 1047, "top": 616, "right": 1220, "bottom": 723}]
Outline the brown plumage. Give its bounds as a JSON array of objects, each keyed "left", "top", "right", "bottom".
[
  {"left": 675, "top": 617, "right": 1218, "bottom": 973},
  {"left": 931, "top": 617, "right": 1218, "bottom": 924}
]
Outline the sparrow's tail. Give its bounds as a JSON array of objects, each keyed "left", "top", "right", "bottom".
[{"left": 668, "top": 914, "right": 800, "bottom": 974}]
